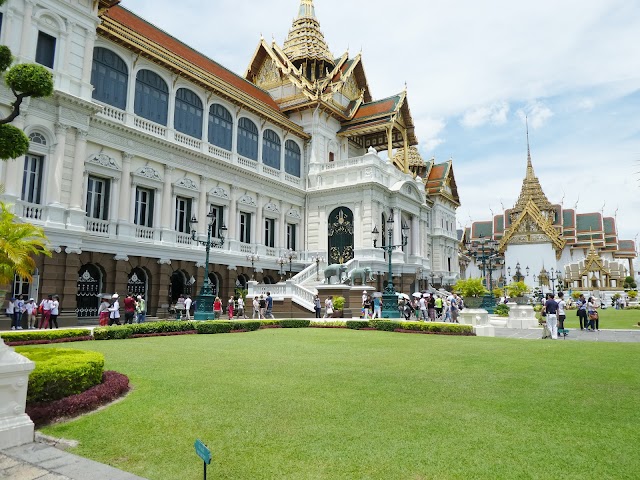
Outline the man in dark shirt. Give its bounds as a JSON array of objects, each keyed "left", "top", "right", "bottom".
[
  {"left": 265, "top": 292, "right": 274, "bottom": 319},
  {"left": 544, "top": 293, "right": 559, "bottom": 340}
]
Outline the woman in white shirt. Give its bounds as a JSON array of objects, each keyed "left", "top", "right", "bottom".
[
  {"left": 108, "top": 294, "right": 121, "bottom": 326},
  {"left": 49, "top": 295, "right": 60, "bottom": 329},
  {"left": 557, "top": 292, "right": 566, "bottom": 331}
]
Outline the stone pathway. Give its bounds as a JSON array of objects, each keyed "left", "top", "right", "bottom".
[
  {"left": 0, "top": 442, "right": 146, "bottom": 480},
  {"left": 493, "top": 327, "right": 640, "bottom": 342}
]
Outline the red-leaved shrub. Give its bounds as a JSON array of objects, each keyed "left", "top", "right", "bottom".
[
  {"left": 6, "top": 335, "right": 94, "bottom": 346},
  {"left": 130, "top": 330, "right": 197, "bottom": 339},
  {"left": 26, "top": 371, "right": 130, "bottom": 427}
]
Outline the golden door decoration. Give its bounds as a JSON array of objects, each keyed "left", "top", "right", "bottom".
[{"left": 328, "top": 207, "right": 354, "bottom": 264}]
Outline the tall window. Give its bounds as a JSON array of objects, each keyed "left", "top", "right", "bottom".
[
  {"left": 210, "top": 204, "right": 224, "bottom": 237},
  {"left": 86, "top": 176, "right": 110, "bottom": 220},
  {"left": 134, "top": 69, "right": 169, "bottom": 126},
  {"left": 21, "top": 155, "right": 43, "bottom": 204},
  {"left": 239, "top": 212, "right": 251, "bottom": 244},
  {"left": 35, "top": 31, "right": 56, "bottom": 68},
  {"left": 287, "top": 223, "right": 297, "bottom": 251},
  {"left": 262, "top": 129, "right": 281, "bottom": 169},
  {"left": 264, "top": 218, "right": 275, "bottom": 248},
  {"left": 174, "top": 196, "right": 192, "bottom": 233},
  {"left": 13, "top": 275, "right": 30, "bottom": 299},
  {"left": 208, "top": 104, "right": 232, "bottom": 151},
  {"left": 285, "top": 140, "right": 301, "bottom": 177},
  {"left": 174, "top": 88, "right": 203, "bottom": 139},
  {"left": 91, "top": 47, "right": 128, "bottom": 110},
  {"left": 237, "top": 118, "right": 258, "bottom": 160},
  {"left": 134, "top": 187, "right": 154, "bottom": 227}
]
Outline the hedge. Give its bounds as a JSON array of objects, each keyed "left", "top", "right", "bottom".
[
  {"left": 93, "top": 321, "right": 198, "bottom": 340},
  {"left": 1, "top": 329, "right": 92, "bottom": 343},
  {"left": 15, "top": 348, "right": 104, "bottom": 403},
  {"left": 369, "top": 320, "right": 474, "bottom": 335},
  {"left": 279, "top": 319, "right": 311, "bottom": 328},
  {"left": 196, "top": 321, "right": 232, "bottom": 334},
  {"left": 230, "top": 320, "right": 261, "bottom": 332},
  {"left": 346, "top": 320, "right": 370, "bottom": 330},
  {"left": 26, "top": 371, "right": 130, "bottom": 427}
]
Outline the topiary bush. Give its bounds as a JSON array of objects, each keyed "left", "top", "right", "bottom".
[
  {"left": 5, "top": 63, "right": 54, "bottom": 98},
  {"left": 1, "top": 328, "right": 91, "bottom": 343},
  {"left": 230, "top": 320, "right": 261, "bottom": 331},
  {"left": 494, "top": 304, "right": 510, "bottom": 317},
  {"left": 0, "top": 123, "right": 29, "bottom": 160},
  {"left": 195, "top": 321, "right": 232, "bottom": 334},
  {"left": 15, "top": 348, "right": 104, "bottom": 403},
  {"left": 278, "top": 319, "right": 311, "bottom": 328},
  {"left": 333, "top": 296, "right": 346, "bottom": 310},
  {"left": 93, "top": 325, "right": 132, "bottom": 340}
]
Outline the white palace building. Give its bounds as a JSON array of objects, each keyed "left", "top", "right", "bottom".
[{"left": 0, "top": 0, "right": 460, "bottom": 319}]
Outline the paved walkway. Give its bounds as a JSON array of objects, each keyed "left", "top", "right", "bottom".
[
  {"left": 493, "top": 327, "right": 640, "bottom": 342},
  {"left": 0, "top": 442, "right": 146, "bottom": 480}
]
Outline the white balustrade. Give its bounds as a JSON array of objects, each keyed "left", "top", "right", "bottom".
[
  {"left": 19, "top": 201, "right": 44, "bottom": 221},
  {"left": 98, "top": 104, "right": 126, "bottom": 122},
  {"left": 208, "top": 144, "right": 232, "bottom": 160},
  {"left": 134, "top": 116, "right": 167, "bottom": 137},
  {"left": 85, "top": 218, "right": 111, "bottom": 235},
  {"left": 175, "top": 132, "right": 202, "bottom": 150},
  {"left": 240, "top": 244, "right": 253, "bottom": 253},
  {"left": 135, "top": 226, "right": 156, "bottom": 240},
  {"left": 237, "top": 155, "right": 258, "bottom": 170},
  {"left": 265, "top": 248, "right": 276, "bottom": 257},
  {"left": 176, "top": 233, "right": 193, "bottom": 245},
  {"left": 263, "top": 165, "right": 281, "bottom": 179},
  {"left": 284, "top": 173, "right": 301, "bottom": 185}
]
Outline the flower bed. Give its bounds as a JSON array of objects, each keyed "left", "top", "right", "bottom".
[{"left": 26, "top": 371, "right": 129, "bottom": 427}]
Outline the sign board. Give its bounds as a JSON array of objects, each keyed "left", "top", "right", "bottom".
[{"left": 194, "top": 439, "right": 211, "bottom": 465}]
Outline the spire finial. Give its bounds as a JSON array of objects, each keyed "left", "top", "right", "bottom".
[{"left": 526, "top": 115, "right": 531, "bottom": 162}]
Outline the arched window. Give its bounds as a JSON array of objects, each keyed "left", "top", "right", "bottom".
[
  {"left": 262, "top": 129, "right": 281, "bottom": 169},
  {"left": 285, "top": 140, "right": 301, "bottom": 177},
  {"left": 91, "top": 47, "right": 128, "bottom": 110},
  {"left": 208, "top": 104, "right": 232, "bottom": 151},
  {"left": 237, "top": 118, "right": 258, "bottom": 160},
  {"left": 134, "top": 69, "right": 169, "bottom": 125},
  {"left": 174, "top": 88, "right": 203, "bottom": 139}
]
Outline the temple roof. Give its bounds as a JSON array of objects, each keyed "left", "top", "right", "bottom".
[
  {"left": 282, "top": 0, "right": 334, "bottom": 66},
  {"left": 576, "top": 212, "right": 603, "bottom": 233},
  {"left": 392, "top": 146, "right": 425, "bottom": 167},
  {"left": 512, "top": 156, "right": 554, "bottom": 214}
]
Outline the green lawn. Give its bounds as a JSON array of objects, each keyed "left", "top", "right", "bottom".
[
  {"left": 33, "top": 329, "right": 640, "bottom": 480},
  {"left": 562, "top": 307, "right": 640, "bottom": 329}
]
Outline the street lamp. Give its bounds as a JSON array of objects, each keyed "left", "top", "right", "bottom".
[
  {"left": 283, "top": 248, "right": 297, "bottom": 279},
  {"left": 311, "top": 254, "right": 325, "bottom": 281},
  {"left": 190, "top": 205, "right": 227, "bottom": 320},
  {"left": 465, "top": 234, "right": 500, "bottom": 312},
  {"left": 549, "top": 267, "right": 557, "bottom": 296},
  {"left": 416, "top": 266, "right": 424, "bottom": 290},
  {"left": 372, "top": 208, "right": 409, "bottom": 318},
  {"left": 246, "top": 251, "right": 260, "bottom": 281},
  {"left": 276, "top": 256, "right": 287, "bottom": 282},
  {"left": 429, "top": 272, "right": 435, "bottom": 289}
]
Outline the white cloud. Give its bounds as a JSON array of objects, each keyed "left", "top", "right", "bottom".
[
  {"left": 577, "top": 98, "right": 595, "bottom": 111},
  {"left": 517, "top": 101, "right": 554, "bottom": 129},
  {"left": 460, "top": 102, "right": 510, "bottom": 128},
  {"left": 416, "top": 116, "right": 446, "bottom": 154}
]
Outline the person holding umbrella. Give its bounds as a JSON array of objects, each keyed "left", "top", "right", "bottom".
[{"left": 97, "top": 294, "right": 111, "bottom": 326}]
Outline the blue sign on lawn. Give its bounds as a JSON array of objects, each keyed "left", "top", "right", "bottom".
[{"left": 194, "top": 439, "right": 211, "bottom": 465}]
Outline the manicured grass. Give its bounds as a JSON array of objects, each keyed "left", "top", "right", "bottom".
[
  {"left": 562, "top": 308, "right": 640, "bottom": 329},
  {"left": 30, "top": 330, "right": 640, "bottom": 479}
]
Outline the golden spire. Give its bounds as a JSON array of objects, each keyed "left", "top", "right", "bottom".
[
  {"left": 282, "top": 0, "right": 334, "bottom": 68},
  {"left": 511, "top": 121, "right": 553, "bottom": 214}
]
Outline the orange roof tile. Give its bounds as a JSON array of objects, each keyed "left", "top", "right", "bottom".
[
  {"left": 105, "top": 6, "right": 281, "bottom": 113},
  {"left": 352, "top": 98, "right": 397, "bottom": 120}
]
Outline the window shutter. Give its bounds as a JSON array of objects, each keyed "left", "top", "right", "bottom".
[
  {"left": 103, "top": 179, "right": 111, "bottom": 220},
  {"left": 148, "top": 189, "right": 155, "bottom": 227},
  {"left": 186, "top": 199, "right": 192, "bottom": 233}
]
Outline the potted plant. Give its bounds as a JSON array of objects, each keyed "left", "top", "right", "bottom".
[
  {"left": 332, "top": 296, "right": 345, "bottom": 318},
  {"left": 454, "top": 278, "right": 488, "bottom": 308},
  {"left": 628, "top": 290, "right": 637, "bottom": 300},
  {"left": 571, "top": 291, "right": 582, "bottom": 300},
  {"left": 505, "top": 281, "right": 530, "bottom": 304}
]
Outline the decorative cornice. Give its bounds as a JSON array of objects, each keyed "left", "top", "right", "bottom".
[
  {"left": 134, "top": 165, "right": 162, "bottom": 181},
  {"left": 264, "top": 202, "right": 280, "bottom": 213},
  {"left": 114, "top": 254, "right": 129, "bottom": 261},
  {"left": 65, "top": 247, "right": 82, "bottom": 255},
  {"left": 157, "top": 258, "right": 172, "bottom": 265},
  {"left": 210, "top": 186, "right": 229, "bottom": 199},
  {"left": 238, "top": 194, "right": 257, "bottom": 207},
  {"left": 88, "top": 152, "right": 120, "bottom": 170},
  {"left": 174, "top": 177, "right": 198, "bottom": 191}
]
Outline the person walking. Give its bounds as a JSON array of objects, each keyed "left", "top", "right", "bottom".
[
  {"left": 543, "top": 293, "right": 559, "bottom": 339},
  {"left": 252, "top": 296, "right": 260, "bottom": 319},
  {"left": 587, "top": 296, "right": 599, "bottom": 331},
  {"left": 258, "top": 295, "right": 267, "bottom": 319},
  {"left": 39, "top": 295, "right": 52, "bottom": 329},
  {"left": 227, "top": 296, "right": 235, "bottom": 319},
  {"left": 313, "top": 294, "right": 321, "bottom": 318},
  {"left": 428, "top": 294, "right": 436, "bottom": 321},
  {"left": 450, "top": 296, "right": 460, "bottom": 324},
  {"left": 419, "top": 295, "right": 427, "bottom": 321},
  {"left": 372, "top": 295, "right": 382, "bottom": 319},
  {"left": 184, "top": 295, "right": 192, "bottom": 320},
  {"left": 25, "top": 298, "right": 37, "bottom": 329},
  {"left": 324, "top": 296, "right": 333, "bottom": 318},
  {"left": 557, "top": 291, "right": 566, "bottom": 331},
  {"left": 265, "top": 292, "right": 274, "bottom": 319},
  {"left": 49, "top": 295, "right": 60, "bottom": 328},
  {"left": 363, "top": 294, "right": 373, "bottom": 320},
  {"left": 577, "top": 294, "right": 588, "bottom": 330},
  {"left": 435, "top": 296, "right": 443, "bottom": 320},
  {"left": 136, "top": 295, "right": 146, "bottom": 323},
  {"left": 6, "top": 298, "right": 18, "bottom": 330},
  {"left": 123, "top": 293, "right": 136, "bottom": 324},
  {"left": 108, "top": 293, "right": 121, "bottom": 326},
  {"left": 213, "top": 297, "right": 223, "bottom": 320},
  {"left": 15, "top": 296, "right": 25, "bottom": 329},
  {"left": 237, "top": 296, "right": 246, "bottom": 319},
  {"left": 98, "top": 295, "right": 110, "bottom": 326}
]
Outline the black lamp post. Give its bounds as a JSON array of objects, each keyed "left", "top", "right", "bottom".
[
  {"left": 276, "top": 256, "right": 286, "bottom": 282},
  {"left": 246, "top": 252, "right": 259, "bottom": 281},
  {"left": 465, "top": 234, "right": 500, "bottom": 312},
  {"left": 372, "top": 209, "right": 409, "bottom": 318},
  {"left": 190, "top": 206, "right": 227, "bottom": 320},
  {"left": 429, "top": 272, "right": 435, "bottom": 290},
  {"left": 549, "top": 268, "right": 558, "bottom": 296},
  {"left": 283, "top": 248, "right": 297, "bottom": 279},
  {"left": 416, "top": 267, "right": 424, "bottom": 290}
]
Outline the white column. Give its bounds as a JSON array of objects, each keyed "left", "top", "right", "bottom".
[
  {"left": 228, "top": 186, "right": 237, "bottom": 240},
  {"left": 118, "top": 153, "right": 132, "bottom": 221},
  {"left": 411, "top": 215, "right": 419, "bottom": 256},
  {"left": 167, "top": 86, "right": 176, "bottom": 130},
  {"left": 80, "top": 27, "right": 96, "bottom": 98},
  {"left": 47, "top": 123, "right": 69, "bottom": 206},
  {"left": 255, "top": 193, "right": 263, "bottom": 246},
  {"left": 69, "top": 129, "right": 88, "bottom": 209},
  {"left": 109, "top": 178, "right": 120, "bottom": 223},
  {"left": 2, "top": 8, "right": 17, "bottom": 52},
  {"left": 393, "top": 208, "right": 402, "bottom": 246},
  {"left": 3, "top": 115, "right": 25, "bottom": 199},
  {"left": 279, "top": 201, "right": 287, "bottom": 249},
  {"left": 18, "top": 1, "right": 34, "bottom": 60},
  {"left": 61, "top": 27, "right": 71, "bottom": 72},
  {"left": 161, "top": 165, "right": 173, "bottom": 229},
  {"left": 198, "top": 176, "right": 207, "bottom": 236}
]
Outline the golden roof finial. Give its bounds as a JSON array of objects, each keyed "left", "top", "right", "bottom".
[{"left": 282, "top": 0, "right": 334, "bottom": 66}]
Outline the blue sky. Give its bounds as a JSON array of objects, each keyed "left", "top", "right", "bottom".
[{"left": 122, "top": 0, "right": 640, "bottom": 244}]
